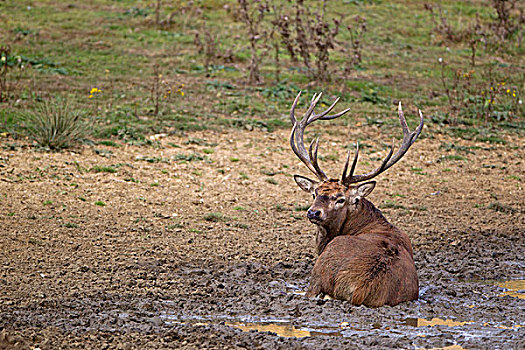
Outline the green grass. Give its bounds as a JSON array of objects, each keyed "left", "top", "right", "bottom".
[
  {"left": 91, "top": 165, "right": 117, "bottom": 173},
  {"left": 203, "top": 212, "right": 224, "bottom": 222},
  {"left": 0, "top": 0, "right": 522, "bottom": 143}
]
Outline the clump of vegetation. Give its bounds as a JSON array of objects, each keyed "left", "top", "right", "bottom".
[
  {"left": 237, "top": 0, "right": 269, "bottom": 84},
  {"left": 90, "top": 165, "right": 117, "bottom": 173},
  {"left": 25, "top": 98, "right": 89, "bottom": 149},
  {"left": 273, "top": 0, "right": 343, "bottom": 81},
  {"left": 204, "top": 212, "right": 224, "bottom": 222},
  {"left": 0, "top": 45, "right": 24, "bottom": 103},
  {"left": 487, "top": 201, "right": 517, "bottom": 214}
]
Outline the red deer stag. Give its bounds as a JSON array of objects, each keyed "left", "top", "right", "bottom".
[{"left": 289, "top": 91, "right": 423, "bottom": 307}]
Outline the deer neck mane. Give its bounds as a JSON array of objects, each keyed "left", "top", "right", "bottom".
[
  {"left": 314, "top": 198, "right": 399, "bottom": 256},
  {"left": 341, "top": 198, "right": 392, "bottom": 237}
]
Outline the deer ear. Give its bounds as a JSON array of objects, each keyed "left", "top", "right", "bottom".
[
  {"left": 350, "top": 181, "right": 376, "bottom": 199},
  {"left": 294, "top": 175, "right": 318, "bottom": 193}
]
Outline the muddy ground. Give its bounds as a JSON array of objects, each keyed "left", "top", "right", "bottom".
[{"left": 0, "top": 124, "right": 524, "bottom": 349}]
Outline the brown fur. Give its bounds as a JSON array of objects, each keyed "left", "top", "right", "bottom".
[{"left": 305, "top": 181, "right": 419, "bottom": 307}]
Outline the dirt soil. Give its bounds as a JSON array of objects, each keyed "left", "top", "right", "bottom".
[{"left": 0, "top": 124, "right": 524, "bottom": 349}]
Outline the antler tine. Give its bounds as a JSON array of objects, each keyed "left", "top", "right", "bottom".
[
  {"left": 290, "top": 91, "right": 302, "bottom": 125},
  {"left": 341, "top": 142, "right": 359, "bottom": 182},
  {"left": 290, "top": 124, "right": 320, "bottom": 177},
  {"left": 289, "top": 91, "right": 349, "bottom": 181},
  {"left": 307, "top": 96, "right": 352, "bottom": 124},
  {"left": 344, "top": 102, "right": 424, "bottom": 185},
  {"left": 309, "top": 137, "right": 328, "bottom": 180}
]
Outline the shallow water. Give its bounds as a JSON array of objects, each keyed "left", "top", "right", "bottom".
[
  {"left": 159, "top": 278, "right": 524, "bottom": 347},
  {"left": 496, "top": 279, "right": 524, "bottom": 299}
]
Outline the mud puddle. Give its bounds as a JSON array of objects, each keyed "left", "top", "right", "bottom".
[
  {"left": 495, "top": 279, "right": 524, "bottom": 299},
  {"left": 160, "top": 311, "right": 522, "bottom": 341}
]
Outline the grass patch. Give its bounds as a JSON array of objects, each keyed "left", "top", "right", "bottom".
[
  {"left": 174, "top": 153, "right": 205, "bottom": 162},
  {"left": 203, "top": 212, "right": 224, "bottom": 222},
  {"left": 91, "top": 165, "right": 117, "bottom": 173},
  {"left": 380, "top": 200, "right": 406, "bottom": 210},
  {"left": 487, "top": 202, "right": 516, "bottom": 214},
  {"left": 440, "top": 155, "right": 466, "bottom": 162},
  {"left": 97, "top": 140, "right": 119, "bottom": 147},
  {"left": 94, "top": 201, "right": 106, "bottom": 206},
  {"left": 294, "top": 204, "right": 310, "bottom": 211},
  {"left": 266, "top": 178, "right": 278, "bottom": 185}
]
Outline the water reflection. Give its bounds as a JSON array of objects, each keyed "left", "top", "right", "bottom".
[
  {"left": 497, "top": 280, "right": 525, "bottom": 300},
  {"left": 226, "top": 322, "right": 311, "bottom": 338},
  {"left": 405, "top": 317, "right": 472, "bottom": 327}
]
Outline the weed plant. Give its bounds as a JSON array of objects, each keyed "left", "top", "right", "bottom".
[{"left": 25, "top": 98, "right": 89, "bottom": 149}]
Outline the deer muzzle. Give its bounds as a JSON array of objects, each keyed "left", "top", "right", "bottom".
[{"left": 307, "top": 208, "right": 325, "bottom": 223}]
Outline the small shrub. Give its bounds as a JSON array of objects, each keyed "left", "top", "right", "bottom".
[{"left": 25, "top": 98, "right": 88, "bottom": 149}]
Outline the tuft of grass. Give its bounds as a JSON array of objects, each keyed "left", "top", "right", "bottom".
[
  {"left": 487, "top": 202, "right": 516, "bottom": 214},
  {"left": 294, "top": 204, "right": 310, "bottom": 211},
  {"left": 167, "top": 223, "right": 184, "bottom": 230},
  {"left": 97, "top": 140, "right": 119, "bottom": 147},
  {"left": 239, "top": 172, "right": 249, "bottom": 180},
  {"left": 266, "top": 178, "right": 278, "bottom": 185},
  {"left": 63, "top": 222, "right": 79, "bottom": 228},
  {"left": 91, "top": 165, "right": 117, "bottom": 173},
  {"left": 25, "top": 98, "right": 88, "bottom": 149},
  {"left": 173, "top": 153, "right": 204, "bottom": 162},
  {"left": 476, "top": 135, "right": 506, "bottom": 144},
  {"left": 380, "top": 200, "right": 406, "bottom": 210},
  {"left": 94, "top": 201, "right": 106, "bottom": 206},
  {"left": 233, "top": 223, "right": 249, "bottom": 229},
  {"left": 203, "top": 212, "right": 224, "bottom": 222},
  {"left": 233, "top": 206, "right": 246, "bottom": 211},
  {"left": 439, "top": 155, "right": 466, "bottom": 162},
  {"left": 43, "top": 200, "right": 53, "bottom": 206}
]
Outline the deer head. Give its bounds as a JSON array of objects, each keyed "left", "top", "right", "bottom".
[{"left": 290, "top": 91, "right": 424, "bottom": 248}]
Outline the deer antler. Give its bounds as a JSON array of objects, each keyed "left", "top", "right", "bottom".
[
  {"left": 290, "top": 91, "right": 351, "bottom": 181},
  {"left": 342, "top": 102, "right": 424, "bottom": 185}
]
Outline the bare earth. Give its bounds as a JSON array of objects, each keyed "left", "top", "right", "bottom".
[{"left": 0, "top": 124, "right": 524, "bottom": 349}]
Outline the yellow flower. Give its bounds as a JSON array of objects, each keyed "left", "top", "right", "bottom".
[
  {"left": 88, "top": 95, "right": 93, "bottom": 99},
  {"left": 490, "top": 87, "right": 493, "bottom": 91},
  {"left": 492, "top": 100, "right": 495, "bottom": 104},
  {"left": 513, "top": 93, "right": 516, "bottom": 97},
  {"left": 501, "top": 82, "right": 505, "bottom": 85},
  {"left": 506, "top": 89, "right": 510, "bottom": 93},
  {"left": 180, "top": 91, "right": 185, "bottom": 96}
]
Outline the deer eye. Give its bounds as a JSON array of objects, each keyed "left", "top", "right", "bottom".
[{"left": 336, "top": 198, "right": 345, "bottom": 204}]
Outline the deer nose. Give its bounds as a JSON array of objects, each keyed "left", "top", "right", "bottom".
[{"left": 307, "top": 209, "right": 322, "bottom": 220}]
